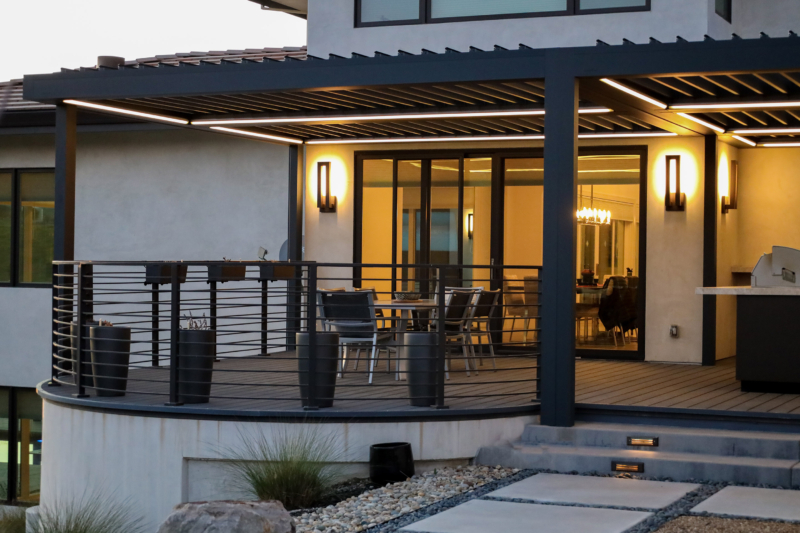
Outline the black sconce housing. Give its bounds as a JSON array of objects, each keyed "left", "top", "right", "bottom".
[
  {"left": 317, "top": 161, "right": 337, "bottom": 213},
  {"left": 665, "top": 155, "right": 685, "bottom": 212},
  {"left": 722, "top": 160, "right": 739, "bottom": 214}
]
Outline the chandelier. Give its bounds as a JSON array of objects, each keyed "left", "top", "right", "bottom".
[{"left": 577, "top": 185, "right": 611, "bottom": 225}]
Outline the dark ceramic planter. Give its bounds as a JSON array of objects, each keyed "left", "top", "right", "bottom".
[
  {"left": 207, "top": 264, "right": 247, "bottom": 283},
  {"left": 406, "top": 332, "right": 438, "bottom": 407},
  {"left": 178, "top": 329, "right": 216, "bottom": 404},
  {"left": 145, "top": 264, "right": 188, "bottom": 285},
  {"left": 70, "top": 321, "right": 100, "bottom": 388},
  {"left": 296, "top": 332, "right": 339, "bottom": 409},
  {"left": 259, "top": 263, "right": 298, "bottom": 282},
  {"left": 90, "top": 326, "right": 131, "bottom": 397},
  {"left": 370, "top": 442, "right": 415, "bottom": 484}
]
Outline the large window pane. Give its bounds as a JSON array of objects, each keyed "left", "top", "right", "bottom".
[
  {"left": 431, "top": 0, "right": 568, "bottom": 19},
  {"left": 579, "top": 0, "right": 647, "bottom": 10},
  {"left": 361, "top": 159, "right": 394, "bottom": 296},
  {"left": 18, "top": 172, "right": 55, "bottom": 284},
  {"left": 398, "top": 161, "right": 422, "bottom": 291},
  {"left": 0, "top": 173, "right": 11, "bottom": 283},
  {"left": 464, "top": 158, "right": 491, "bottom": 288},
  {"left": 360, "top": 0, "right": 421, "bottom": 23}
]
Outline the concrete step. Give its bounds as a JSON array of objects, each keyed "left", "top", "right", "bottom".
[
  {"left": 477, "top": 442, "right": 800, "bottom": 486},
  {"left": 521, "top": 422, "right": 800, "bottom": 460}
]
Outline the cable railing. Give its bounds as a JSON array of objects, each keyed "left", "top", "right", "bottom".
[{"left": 48, "top": 260, "right": 541, "bottom": 416}]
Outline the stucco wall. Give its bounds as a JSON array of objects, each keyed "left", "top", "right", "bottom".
[
  {"left": 0, "top": 129, "right": 290, "bottom": 387},
  {"left": 731, "top": 0, "right": 800, "bottom": 39},
  {"left": 308, "top": 0, "right": 712, "bottom": 57}
]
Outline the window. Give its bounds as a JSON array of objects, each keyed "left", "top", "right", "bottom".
[
  {"left": 356, "top": 0, "right": 650, "bottom": 27},
  {"left": 715, "top": 0, "right": 731, "bottom": 22},
  {"left": 0, "top": 169, "right": 55, "bottom": 287}
]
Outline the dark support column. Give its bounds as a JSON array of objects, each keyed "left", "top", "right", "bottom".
[
  {"left": 54, "top": 104, "right": 77, "bottom": 261},
  {"left": 287, "top": 145, "right": 302, "bottom": 349},
  {"left": 702, "top": 135, "right": 718, "bottom": 366},
  {"left": 7, "top": 387, "right": 18, "bottom": 503},
  {"left": 541, "top": 69, "right": 578, "bottom": 427}
]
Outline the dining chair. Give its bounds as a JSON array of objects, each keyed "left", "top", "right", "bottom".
[
  {"left": 430, "top": 289, "right": 476, "bottom": 378},
  {"left": 468, "top": 289, "right": 500, "bottom": 370},
  {"left": 503, "top": 275, "right": 536, "bottom": 344},
  {"left": 598, "top": 277, "right": 628, "bottom": 346}
]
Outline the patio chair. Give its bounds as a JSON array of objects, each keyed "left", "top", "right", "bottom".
[
  {"left": 430, "top": 289, "right": 476, "bottom": 378},
  {"left": 318, "top": 291, "right": 397, "bottom": 384},
  {"left": 468, "top": 289, "right": 500, "bottom": 370},
  {"left": 503, "top": 275, "right": 535, "bottom": 344}
]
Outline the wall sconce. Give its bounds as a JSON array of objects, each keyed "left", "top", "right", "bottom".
[
  {"left": 722, "top": 160, "right": 739, "bottom": 214},
  {"left": 467, "top": 213, "right": 474, "bottom": 239},
  {"left": 665, "top": 155, "right": 685, "bottom": 212},
  {"left": 316, "top": 161, "right": 337, "bottom": 213}
]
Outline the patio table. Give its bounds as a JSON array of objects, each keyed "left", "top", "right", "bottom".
[{"left": 374, "top": 299, "right": 437, "bottom": 381}]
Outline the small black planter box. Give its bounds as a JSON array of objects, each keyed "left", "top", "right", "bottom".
[
  {"left": 259, "top": 263, "right": 298, "bottom": 282},
  {"left": 296, "top": 332, "right": 339, "bottom": 408},
  {"left": 90, "top": 326, "right": 132, "bottom": 397},
  {"left": 370, "top": 442, "right": 415, "bottom": 484},
  {"left": 207, "top": 264, "right": 247, "bottom": 283},
  {"left": 144, "top": 264, "right": 188, "bottom": 285},
  {"left": 70, "top": 321, "right": 99, "bottom": 388},
  {"left": 406, "top": 332, "right": 438, "bottom": 407},
  {"left": 178, "top": 329, "right": 216, "bottom": 404}
]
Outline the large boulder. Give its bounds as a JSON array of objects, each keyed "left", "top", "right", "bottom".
[{"left": 157, "top": 501, "right": 295, "bottom": 533}]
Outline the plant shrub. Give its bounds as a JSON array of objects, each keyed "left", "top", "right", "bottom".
[
  {"left": 0, "top": 507, "right": 27, "bottom": 533},
  {"left": 32, "top": 495, "right": 145, "bottom": 533}
]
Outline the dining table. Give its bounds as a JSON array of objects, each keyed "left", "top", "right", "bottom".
[{"left": 374, "top": 299, "right": 438, "bottom": 381}]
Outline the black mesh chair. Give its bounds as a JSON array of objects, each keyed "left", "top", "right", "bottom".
[
  {"left": 430, "top": 290, "right": 476, "bottom": 378},
  {"left": 468, "top": 289, "right": 500, "bottom": 370},
  {"left": 599, "top": 276, "right": 628, "bottom": 346}
]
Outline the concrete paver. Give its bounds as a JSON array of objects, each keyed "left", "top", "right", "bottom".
[{"left": 692, "top": 486, "right": 800, "bottom": 521}]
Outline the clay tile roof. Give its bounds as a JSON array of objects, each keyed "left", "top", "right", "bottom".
[{"left": 0, "top": 79, "right": 51, "bottom": 112}]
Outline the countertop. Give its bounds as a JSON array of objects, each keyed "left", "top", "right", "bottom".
[{"left": 696, "top": 286, "right": 800, "bottom": 296}]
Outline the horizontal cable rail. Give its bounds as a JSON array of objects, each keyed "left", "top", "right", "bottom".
[{"left": 50, "top": 261, "right": 541, "bottom": 415}]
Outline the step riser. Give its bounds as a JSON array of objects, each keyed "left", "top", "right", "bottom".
[
  {"left": 521, "top": 426, "right": 800, "bottom": 460},
  {"left": 476, "top": 446, "right": 797, "bottom": 487}
]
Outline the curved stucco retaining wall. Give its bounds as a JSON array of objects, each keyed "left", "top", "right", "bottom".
[{"left": 41, "top": 399, "right": 535, "bottom": 531}]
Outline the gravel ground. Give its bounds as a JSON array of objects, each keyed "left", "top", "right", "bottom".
[
  {"left": 654, "top": 516, "right": 800, "bottom": 532},
  {"left": 295, "top": 466, "right": 518, "bottom": 533}
]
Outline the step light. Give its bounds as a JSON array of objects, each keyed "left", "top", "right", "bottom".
[
  {"left": 627, "top": 437, "right": 659, "bottom": 447},
  {"left": 612, "top": 462, "right": 645, "bottom": 473}
]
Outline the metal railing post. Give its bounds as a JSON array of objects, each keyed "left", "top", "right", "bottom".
[
  {"left": 151, "top": 283, "right": 160, "bottom": 366},
  {"left": 73, "top": 264, "right": 89, "bottom": 398},
  {"left": 436, "top": 267, "right": 448, "bottom": 409},
  {"left": 261, "top": 278, "right": 268, "bottom": 356},
  {"left": 305, "top": 264, "right": 318, "bottom": 410},
  {"left": 6, "top": 387, "right": 18, "bottom": 503},
  {"left": 167, "top": 264, "right": 183, "bottom": 406}
]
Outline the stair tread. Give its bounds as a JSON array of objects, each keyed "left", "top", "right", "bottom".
[{"left": 560, "top": 422, "right": 800, "bottom": 442}]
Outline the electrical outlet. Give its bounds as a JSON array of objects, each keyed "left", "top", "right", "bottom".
[{"left": 670, "top": 325, "right": 679, "bottom": 338}]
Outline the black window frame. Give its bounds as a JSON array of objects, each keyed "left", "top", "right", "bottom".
[
  {"left": 0, "top": 168, "right": 56, "bottom": 289},
  {"left": 355, "top": 0, "right": 651, "bottom": 28},
  {"left": 715, "top": 0, "right": 732, "bottom": 23}
]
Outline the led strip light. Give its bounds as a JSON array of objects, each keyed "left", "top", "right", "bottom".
[
  {"left": 63, "top": 99, "right": 189, "bottom": 125},
  {"left": 210, "top": 126, "right": 304, "bottom": 144}
]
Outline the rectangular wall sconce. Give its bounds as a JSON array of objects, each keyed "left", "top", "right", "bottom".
[
  {"left": 612, "top": 462, "right": 645, "bottom": 473},
  {"left": 468, "top": 213, "right": 474, "bottom": 239},
  {"left": 665, "top": 155, "right": 685, "bottom": 212},
  {"left": 722, "top": 160, "right": 739, "bottom": 214},
  {"left": 317, "top": 161, "right": 337, "bottom": 213},
  {"left": 627, "top": 437, "right": 659, "bottom": 447}
]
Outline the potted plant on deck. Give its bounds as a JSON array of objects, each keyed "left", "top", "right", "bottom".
[
  {"left": 178, "top": 313, "right": 216, "bottom": 404},
  {"left": 89, "top": 319, "right": 132, "bottom": 397}
]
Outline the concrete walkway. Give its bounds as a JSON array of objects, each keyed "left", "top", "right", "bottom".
[{"left": 399, "top": 474, "right": 800, "bottom": 533}]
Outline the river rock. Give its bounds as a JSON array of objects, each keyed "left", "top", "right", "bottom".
[{"left": 157, "top": 500, "right": 295, "bottom": 533}]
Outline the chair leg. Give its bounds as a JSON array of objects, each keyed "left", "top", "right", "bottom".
[
  {"left": 462, "top": 341, "right": 472, "bottom": 377},
  {"left": 510, "top": 317, "right": 517, "bottom": 343},
  {"left": 487, "top": 331, "right": 497, "bottom": 371},
  {"left": 368, "top": 344, "right": 378, "bottom": 384},
  {"left": 338, "top": 345, "right": 345, "bottom": 378},
  {"left": 523, "top": 315, "right": 529, "bottom": 345}
]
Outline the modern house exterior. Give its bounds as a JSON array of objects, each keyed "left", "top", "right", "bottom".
[{"left": 3, "top": 0, "right": 800, "bottom": 527}]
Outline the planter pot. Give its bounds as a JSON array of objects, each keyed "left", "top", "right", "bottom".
[
  {"left": 406, "top": 332, "right": 438, "bottom": 407},
  {"left": 145, "top": 264, "right": 188, "bottom": 285},
  {"left": 296, "top": 332, "right": 339, "bottom": 408},
  {"left": 207, "top": 264, "right": 247, "bottom": 283},
  {"left": 70, "top": 321, "right": 99, "bottom": 388},
  {"left": 259, "top": 263, "right": 298, "bottom": 282},
  {"left": 370, "top": 442, "right": 415, "bottom": 485},
  {"left": 178, "top": 329, "right": 216, "bottom": 404},
  {"left": 90, "top": 326, "right": 132, "bottom": 397}
]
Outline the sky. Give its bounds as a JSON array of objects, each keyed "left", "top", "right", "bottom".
[{"left": 0, "top": 0, "right": 308, "bottom": 82}]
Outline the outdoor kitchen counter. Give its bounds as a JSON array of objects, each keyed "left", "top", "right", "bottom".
[{"left": 697, "top": 286, "right": 800, "bottom": 394}]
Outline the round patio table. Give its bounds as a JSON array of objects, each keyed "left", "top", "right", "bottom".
[{"left": 374, "top": 299, "right": 437, "bottom": 381}]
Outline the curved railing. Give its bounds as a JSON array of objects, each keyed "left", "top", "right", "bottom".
[{"left": 46, "top": 261, "right": 541, "bottom": 418}]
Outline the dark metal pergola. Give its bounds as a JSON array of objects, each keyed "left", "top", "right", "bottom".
[{"left": 23, "top": 33, "right": 800, "bottom": 427}]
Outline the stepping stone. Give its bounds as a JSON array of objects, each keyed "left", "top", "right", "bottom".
[
  {"left": 400, "top": 499, "right": 651, "bottom": 533},
  {"left": 488, "top": 473, "right": 700, "bottom": 510},
  {"left": 692, "top": 486, "right": 800, "bottom": 521}
]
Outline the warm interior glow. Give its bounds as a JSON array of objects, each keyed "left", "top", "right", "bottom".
[
  {"left": 577, "top": 207, "right": 611, "bottom": 225},
  {"left": 732, "top": 135, "right": 757, "bottom": 147},
  {"left": 600, "top": 78, "right": 668, "bottom": 109},
  {"left": 669, "top": 158, "right": 678, "bottom": 194},
  {"left": 209, "top": 126, "right": 303, "bottom": 144},
  {"left": 320, "top": 164, "right": 328, "bottom": 198},
  {"left": 677, "top": 113, "right": 725, "bottom": 133},
  {"left": 63, "top": 99, "right": 189, "bottom": 125}
]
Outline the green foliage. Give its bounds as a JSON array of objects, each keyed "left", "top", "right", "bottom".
[
  {"left": 0, "top": 507, "right": 27, "bottom": 533},
  {"left": 223, "top": 425, "right": 341, "bottom": 510},
  {"left": 32, "top": 496, "right": 145, "bottom": 533}
]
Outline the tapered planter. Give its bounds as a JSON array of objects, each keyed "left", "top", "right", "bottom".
[
  {"left": 70, "top": 321, "right": 99, "bottom": 388},
  {"left": 90, "top": 326, "right": 132, "bottom": 397},
  {"left": 178, "top": 329, "right": 216, "bottom": 404},
  {"left": 406, "top": 332, "right": 438, "bottom": 407},
  {"left": 207, "top": 264, "right": 247, "bottom": 283},
  {"left": 145, "top": 264, "right": 188, "bottom": 285},
  {"left": 296, "top": 332, "right": 339, "bottom": 408},
  {"left": 259, "top": 263, "right": 298, "bottom": 282},
  {"left": 370, "top": 442, "right": 415, "bottom": 484}
]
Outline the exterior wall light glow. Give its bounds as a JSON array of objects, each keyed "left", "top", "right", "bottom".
[
  {"left": 63, "top": 99, "right": 189, "bottom": 125},
  {"left": 209, "top": 126, "right": 304, "bottom": 144},
  {"left": 732, "top": 135, "right": 757, "bottom": 147},
  {"left": 317, "top": 161, "right": 336, "bottom": 213},
  {"left": 665, "top": 155, "right": 685, "bottom": 212},
  {"left": 467, "top": 213, "right": 474, "bottom": 239},
  {"left": 677, "top": 113, "right": 725, "bottom": 133},
  {"left": 722, "top": 160, "right": 739, "bottom": 214},
  {"left": 600, "top": 78, "right": 668, "bottom": 109}
]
